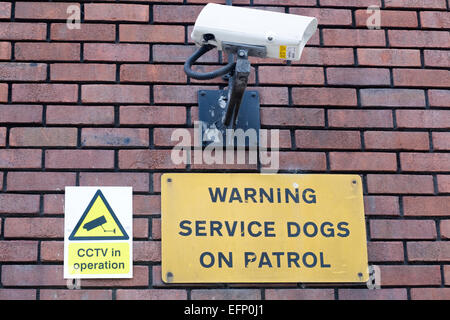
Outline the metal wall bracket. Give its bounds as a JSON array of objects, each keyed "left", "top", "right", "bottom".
[{"left": 198, "top": 90, "right": 260, "bottom": 148}]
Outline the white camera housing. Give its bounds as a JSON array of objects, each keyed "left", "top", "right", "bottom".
[{"left": 191, "top": 3, "right": 318, "bottom": 61}]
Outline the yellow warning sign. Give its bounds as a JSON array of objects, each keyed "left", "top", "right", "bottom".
[{"left": 69, "top": 189, "right": 129, "bottom": 241}]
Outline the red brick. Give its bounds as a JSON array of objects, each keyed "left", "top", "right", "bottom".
[
  {"left": 0, "top": 105, "right": 42, "bottom": 123},
  {"left": 40, "top": 289, "right": 113, "bottom": 300},
  {"left": 296, "top": 130, "right": 361, "bottom": 149},
  {"left": 292, "top": 87, "right": 357, "bottom": 106},
  {"left": 0, "top": 194, "right": 40, "bottom": 214},
  {"left": 367, "top": 242, "right": 404, "bottom": 262},
  {"left": 424, "top": 50, "right": 450, "bottom": 68},
  {"left": 85, "top": 3, "right": 149, "bottom": 22},
  {"left": 259, "top": 66, "right": 324, "bottom": 85},
  {"left": 0, "top": 42, "right": 11, "bottom": 59},
  {"left": 152, "top": 218, "right": 161, "bottom": 240},
  {"left": 437, "top": 175, "right": 450, "bottom": 193},
  {"left": 433, "top": 132, "right": 450, "bottom": 151},
  {"left": 296, "top": 47, "right": 354, "bottom": 66},
  {"left": 0, "top": 241, "right": 38, "bottom": 262},
  {"left": 153, "top": 45, "right": 218, "bottom": 63},
  {"left": 357, "top": 49, "right": 421, "bottom": 67},
  {"left": 320, "top": 0, "right": 381, "bottom": 6},
  {"left": 394, "top": 69, "right": 450, "bottom": 88},
  {"left": 120, "top": 25, "right": 185, "bottom": 43},
  {"left": 51, "top": 23, "right": 116, "bottom": 42},
  {"left": 261, "top": 108, "right": 324, "bottom": 127},
  {"left": 12, "top": 84, "right": 78, "bottom": 103},
  {"left": 408, "top": 242, "right": 450, "bottom": 262},
  {"left": 4, "top": 218, "right": 63, "bottom": 238},
  {"left": 388, "top": 30, "right": 450, "bottom": 48},
  {"left": 46, "top": 105, "right": 114, "bottom": 125},
  {"left": 0, "top": 2, "right": 11, "bottom": 19},
  {"left": 411, "top": 288, "right": 450, "bottom": 300},
  {"left": 420, "top": 11, "right": 450, "bottom": 28},
  {"left": 441, "top": 220, "right": 450, "bottom": 239},
  {"left": 153, "top": 127, "right": 193, "bottom": 147},
  {"left": 338, "top": 289, "right": 407, "bottom": 300},
  {"left": 0, "top": 83, "right": 7, "bottom": 102},
  {"left": 84, "top": 43, "right": 149, "bottom": 62},
  {"left": 45, "top": 150, "right": 114, "bottom": 169},
  {"left": 367, "top": 174, "right": 434, "bottom": 194},
  {"left": 329, "top": 110, "right": 393, "bottom": 128},
  {"left": 379, "top": 265, "right": 441, "bottom": 286},
  {"left": 385, "top": 0, "right": 446, "bottom": 9},
  {"left": 119, "top": 149, "right": 186, "bottom": 170},
  {"left": 116, "top": 289, "right": 187, "bottom": 300},
  {"left": 290, "top": 8, "right": 352, "bottom": 26},
  {"left": 0, "top": 62, "right": 46, "bottom": 81},
  {"left": 0, "top": 289, "right": 36, "bottom": 300},
  {"left": 43, "top": 194, "right": 64, "bottom": 215},
  {"left": 80, "top": 266, "right": 148, "bottom": 288},
  {"left": 154, "top": 85, "right": 218, "bottom": 104},
  {"left": 0, "top": 22, "right": 46, "bottom": 40},
  {"left": 15, "top": 42, "right": 80, "bottom": 61},
  {"left": 0, "top": 149, "right": 41, "bottom": 169},
  {"left": 82, "top": 85, "right": 149, "bottom": 104},
  {"left": 120, "top": 106, "right": 186, "bottom": 125},
  {"left": 360, "top": 89, "right": 425, "bottom": 107},
  {"left": 51, "top": 63, "right": 116, "bottom": 82},
  {"left": 133, "top": 195, "right": 161, "bottom": 215},
  {"left": 81, "top": 128, "right": 148, "bottom": 147},
  {"left": 323, "top": 29, "right": 385, "bottom": 47},
  {"left": 257, "top": 87, "right": 289, "bottom": 105},
  {"left": 329, "top": 152, "right": 397, "bottom": 171},
  {"left": 396, "top": 110, "right": 449, "bottom": 129},
  {"left": 364, "top": 131, "right": 429, "bottom": 150},
  {"left": 133, "top": 241, "right": 161, "bottom": 262},
  {"left": 0, "top": 127, "right": 5, "bottom": 147},
  {"left": 7, "top": 172, "right": 75, "bottom": 191},
  {"left": 401, "top": 153, "right": 450, "bottom": 172},
  {"left": 253, "top": 0, "right": 315, "bottom": 4},
  {"left": 370, "top": 219, "right": 436, "bottom": 240},
  {"left": 364, "top": 195, "right": 400, "bottom": 216},
  {"left": 9, "top": 127, "right": 77, "bottom": 147},
  {"left": 265, "top": 289, "right": 334, "bottom": 300},
  {"left": 190, "top": 151, "right": 258, "bottom": 171},
  {"left": 120, "top": 64, "right": 186, "bottom": 83},
  {"left": 15, "top": 2, "right": 79, "bottom": 20},
  {"left": 403, "top": 196, "right": 450, "bottom": 216},
  {"left": 154, "top": 5, "right": 202, "bottom": 23},
  {"left": 355, "top": 10, "right": 418, "bottom": 28},
  {"left": 327, "top": 68, "right": 390, "bottom": 86},
  {"left": 1, "top": 265, "right": 66, "bottom": 286},
  {"left": 133, "top": 218, "right": 149, "bottom": 239},
  {"left": 278, "top": 151, "right": 326, "bottom": 171},
  {"left": 446, "top": 266, "right": 450, "bottom": 285},
  {"left": 191, "top": 289, "right": 261, "bottom": 300},
  {"left": 40, "top": 241, "right": 63, "bottom": 262},
  {"left": 428, "top": 90, "right": 450, "bottom": 107}
]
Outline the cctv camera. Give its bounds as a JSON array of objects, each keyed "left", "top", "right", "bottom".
[
  {"left": 190, "top": 3, "right": 318, "bottom": 61},
  {"left": 184, "top": 3, "right": 318, "bottom": 147}
]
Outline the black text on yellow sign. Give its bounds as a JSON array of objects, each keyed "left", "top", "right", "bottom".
[{"left": 161, "top": 174, "right": 369, "bottom": 283}]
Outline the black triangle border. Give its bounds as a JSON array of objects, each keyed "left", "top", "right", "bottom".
[{"left": 68, "top": 189, "right": 129, "bottom": 241}]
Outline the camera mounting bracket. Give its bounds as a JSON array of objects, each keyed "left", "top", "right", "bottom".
[{"left": 198, "top": 43, "right": 264, "bottom": 147}]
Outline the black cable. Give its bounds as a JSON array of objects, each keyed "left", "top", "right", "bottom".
[{"left": 184, "top": 44, "right": 235, "bottom": 80}]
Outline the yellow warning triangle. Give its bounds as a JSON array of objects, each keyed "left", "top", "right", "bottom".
[{"left": 69, "top": 189, "right": 129, "bottom": 240}]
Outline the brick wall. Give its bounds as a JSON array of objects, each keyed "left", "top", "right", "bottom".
[{"left": 0, "top": 0, "right": 449, "bottom": 300}]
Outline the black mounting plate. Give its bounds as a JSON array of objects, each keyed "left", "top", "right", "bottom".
[{"left": 198, "top": 89, "right": 260, "bottom": 148}]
